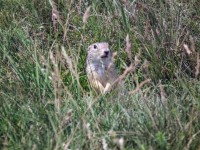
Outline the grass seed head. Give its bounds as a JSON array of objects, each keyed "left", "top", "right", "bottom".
[
  {"left": 125, "top": 34, "right": 132, "bottom": 54},
  {"left": 183, "top": 44, "right": 192, "bottom": 55},
  {"left": 83, "top": 6, "right": 91, "bottom": 26}
]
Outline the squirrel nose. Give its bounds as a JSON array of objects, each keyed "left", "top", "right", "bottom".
[{"left": 104, "top": 51, "right": 109, "bottom": 55}]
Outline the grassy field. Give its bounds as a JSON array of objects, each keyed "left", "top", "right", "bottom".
[{"left": 0, "top": 0, "right": 200, "bottom": 149}]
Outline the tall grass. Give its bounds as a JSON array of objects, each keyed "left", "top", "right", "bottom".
[{"left": 0, "top": 0, "right": 200, "bottom": 149}]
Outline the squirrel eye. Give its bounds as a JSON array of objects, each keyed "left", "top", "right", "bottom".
[{"left": 93, "top": 45, "right": 97, "bottom": 49}]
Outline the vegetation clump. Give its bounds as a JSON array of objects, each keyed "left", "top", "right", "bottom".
[{"left": 0, "top": 0, "right": 200, "bottom": 149}]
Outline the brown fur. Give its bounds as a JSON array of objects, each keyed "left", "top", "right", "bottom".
[{"left": 86, "top": 42, "right": 119, "bottom": 94}]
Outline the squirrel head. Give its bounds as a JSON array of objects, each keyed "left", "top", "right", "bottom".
[{"left": 87, "top": 42, "right": 111, "bottom": 61}]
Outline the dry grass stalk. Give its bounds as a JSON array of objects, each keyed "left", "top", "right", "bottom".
[
  {"left": 52, "top": 9, "right": 58, "bottom": 33},
  {"left": 119, "top": 64, "right": 134, "bottom": 81},
  {"left": 125, "top": 34, "right": 132, "bottom": 61},
  {"left": 183, "top": 44, "right": 192, "bottom": 55},
  {"left": 61, "top": 46, "right": 84, "bottom": 93},
  {"left": 184, "top": 130, "right": 200, "bottom": 150},
  {"left": 62, "top": 109, "right": 73, "bottom": 126},
  {"left": 189, "top": 35, "right": 195, "bottom": 52},
  {"left": 184, "top": 114, "right": 198, "bottom": 132},
  {"left": 158, "top": 80, "right": 170, "bottom": 128},
  {"left": 143, "top": 59, "right": 150, "bottom": 68},
  {"left": 120, "top": 0, "right": 129, "bottom": 5},
  {"left": 142, "top": 59, "right": 150, "bottom": 74},
  {"left": 85, "top": 122, "right": 92, "bottom": 140},
  {"left": 110, "top": 46, "right": 141, "bottom": 91},
  {"left": 129, "top": 79, "right": 151, "bottom": 95},
  {"left": 111, "top": 48, "right": 140, "bottom": 88},
  {"left": 111, "top": 63, "right": 133, "bottom": 88},
  {"left": 2, "top": 136, "right": 8, "bottom": 150},
  {"left": 62, "top": 139, "right": 71, "bottom": 150},
  {"left": 62, "top": 0, "right": 74, "bottom": 43},
  {"left": 134, "top": 52, "right": 141, "bottom": 64},
  {"left": 112, "top": 51, "right": 118, "bottom": 62},
  {"left": 62, "top": 122, "right": 81, "bottom": 150},
  {"left": 49, "top": 50, "right": 62, "bottom": 112},
  {"left": 158, "top": 80, "right": 167, "bottom": 102},
  {"left": 83, "top": 6, "right": 91, "bottom": 28},
  {"left": 61, "top": 46, "right": 76, "bottom": 76},
  {"left": 49, "top": 0, "right": 63, "bottom": 33},
  {"left": 49, "top": 51, "right": 61, "bottom": 82},
  {"left": 108, "top": 130, "right": 117, "bottom": 137},
  {"left": 156, "top": 27, "right": 160, "bottom": 36},
  {"left": 77, "top": 0, "right": 82, "bottom": 13},
  {"left": 144, "top": 17, "right": 150, "bottom": 40},
  {"left": 125, "top": 34, "right": 132, "bottom": 54},
  {"left": 195, "top": 52, "right": 200, "bottom": 78},
  {"left": 120, "top": 0, "right": 136, "bottom": 18}
]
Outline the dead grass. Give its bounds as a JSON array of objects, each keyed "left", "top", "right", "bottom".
[{"left": 0, "top": 0, "right": 200, "bottom": 149}]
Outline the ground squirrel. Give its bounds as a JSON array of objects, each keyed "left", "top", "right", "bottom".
[{"left": 86, "top": 42, "right": 119, "bottom": 94}]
